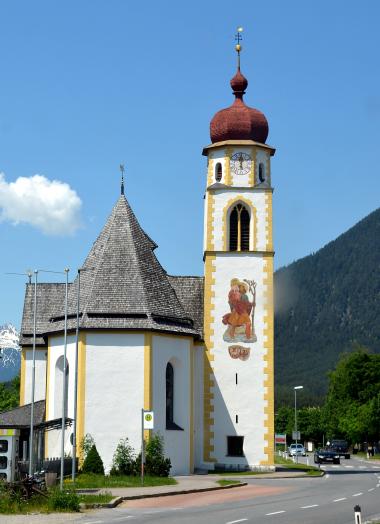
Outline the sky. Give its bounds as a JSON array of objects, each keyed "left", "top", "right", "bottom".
[{"left": 0, "top": 0, "right": 379, "bottom": 330}]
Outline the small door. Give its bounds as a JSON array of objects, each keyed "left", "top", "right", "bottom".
[{"left": 0, "top": 437, "right": 11, "bottom": 481}]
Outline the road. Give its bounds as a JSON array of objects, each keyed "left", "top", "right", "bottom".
[{"left": 12, "top": 456, "right": 379, "bottom": 524}]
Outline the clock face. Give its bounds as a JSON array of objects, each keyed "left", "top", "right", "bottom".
[{"left": 230, "top": 152, "right": 252, "bottom": 176}]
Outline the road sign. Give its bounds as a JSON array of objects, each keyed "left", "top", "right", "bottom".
[
  {"left": 275, "top": 433, "right": 286, "bottom": 444},
  {"left": 292, "top": 431, "right": 300, "bottom": 440},
  {"left": 143, "top": 411, "right": 154, "bottom": 429}
]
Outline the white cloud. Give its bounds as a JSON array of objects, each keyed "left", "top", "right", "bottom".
[{"left": 0, "top": 173, "right": 82, "bottom": 235}]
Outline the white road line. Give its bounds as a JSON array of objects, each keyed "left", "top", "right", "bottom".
[
  {"left": 266, "top": 511, "right": 286, "bottom": 515},
  {"left": 301, "top": 504, "right": 319, "bottom": 509},
  {"left": 112, "top": 517, "right": 135, "bottom": 521},
  {"left": 353, "top": 493, "right": 363, "bottom": 497},
  {"left": 226, "top": 519, "right": 248, "bottom": 524},
  {"left": 345, "top": 465, "right": 354, "bottom": 468},
  {"left": 377, "top": 484, "right": 380, "bottom": 487},
  {"left": 359, "top": 466, "right": 366, "bottom": 469},
  {"left": 368, "top": 488, "right": 375, "bottom": 492},
  {"left": 83, "top": 521, "right": 104, "bottom": 524},
  {"left": 332, "top": 465, "right": 339, "bottom": 468},
  {"left": 333, "top": 498, "right": 347, "bottom": 502},
  {"left": 325, "top": 474, "right": 330, "bottom": 479}
]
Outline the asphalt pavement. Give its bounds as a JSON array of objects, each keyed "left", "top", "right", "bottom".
[{"left": 1, "top": 456, "right": 380, "bottom": 523}]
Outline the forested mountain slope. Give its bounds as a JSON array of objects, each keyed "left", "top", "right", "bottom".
[{"left": 275, "top": 207, "right": 380, "bottom": 406}]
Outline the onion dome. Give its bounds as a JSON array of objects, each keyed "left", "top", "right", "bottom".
[{"left": 210, "top": 67, "right": 269, "bottom": 144}]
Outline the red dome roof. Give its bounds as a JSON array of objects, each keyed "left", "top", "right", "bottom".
[{"left": 210, "top": 68, "right": 269, "bottom": 144}]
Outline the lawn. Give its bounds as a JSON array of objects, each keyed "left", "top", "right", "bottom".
[
  {"left": 65, "top": 473, "right": 177, "bottom": 489},
  {"left": 275, "top": 454, "right": 321, "bottom": 475}
]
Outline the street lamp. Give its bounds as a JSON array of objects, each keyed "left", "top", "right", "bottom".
[{"left": 294, "top": 386, "right": 303, "bottom": 463}]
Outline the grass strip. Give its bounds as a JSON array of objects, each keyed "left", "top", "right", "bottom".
[
  {"left": 65, "top": 473, "right": 177, "bottom": 489},
  {"left": 216, "top": 479, "right": 242, "bottom": 487}
]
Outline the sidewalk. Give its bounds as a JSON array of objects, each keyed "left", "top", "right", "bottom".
[{"left": 101, "top": 470, "right": 313, "bottom": 499}]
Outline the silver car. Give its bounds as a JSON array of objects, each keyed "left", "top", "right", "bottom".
[{"left": 288, "top": 443, "right": 306, "bottom": 456}]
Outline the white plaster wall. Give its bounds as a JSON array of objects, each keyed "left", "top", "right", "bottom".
[
  {"left": 194, "top": 345, "right": 204, "bottom": 469},
  {"left": 46, "top": 335, "right": 77, "bottom": 458},
  {"left": 84, "top": 332, "right": 145, "bottom": 473},
  {"left": 211, "top": 189, "right": 269, "bottom": 252},
  {"left": 152, "top": 335, "right": 191, "bottom": 475},
  {"left": 24, "top": 349, "right": 46, "bottom": 404},
  {"left": 209, "top": 254, "right": 270, "bottom": 466}
]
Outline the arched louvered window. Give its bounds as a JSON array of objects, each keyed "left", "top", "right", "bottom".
[
  {"left": 215, "top": 162, "right": 222, "bottom": 182},
  {"left": 258, "top": 162, "right": 265, "bottom": 183},
  {"left": 166, "top": 363, "right": 174, "bottom": 427},
  {"left": 165, "top": 362, "right": 183, "bottom": 430},
  {"left": 229, "top": 203, "right": 250, "bottom": 252},
  {"left": 54, "top": 356, "right": 69, "bottom": 419}
]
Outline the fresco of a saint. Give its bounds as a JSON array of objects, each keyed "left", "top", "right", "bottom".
[{"left": 222, "top": 278, "right": 257, "bottom": 343}]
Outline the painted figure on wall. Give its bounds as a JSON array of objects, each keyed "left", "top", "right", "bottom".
[{"left": 222, "top": 278, "right": 257, "bottom": 343}]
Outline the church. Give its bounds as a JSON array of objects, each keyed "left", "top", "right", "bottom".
[{"left": 2, "top": 41, "right": 275, "bottom": 476}]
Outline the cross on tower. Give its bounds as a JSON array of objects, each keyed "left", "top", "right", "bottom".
[{"left": 120, "top": 164, "right": 125, "bottom": 195}]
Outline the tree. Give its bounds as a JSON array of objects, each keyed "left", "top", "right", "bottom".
[
  {"left": 81, "top": 444, "right": 104, "bottom": 475},
  {"left": 0, "top": 375, "right": 20, "bottom": 412},
  {"left": 323, "top": 349, "right": 380, "bottom": 443}
]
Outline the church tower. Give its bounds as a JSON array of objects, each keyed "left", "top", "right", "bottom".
[{"left": 202, "top": 34, "right": 275, "bottom": 470}]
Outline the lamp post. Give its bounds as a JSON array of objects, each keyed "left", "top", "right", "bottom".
[
  {"left": 294, "top": 385, "right": 303, "bottom": 463},
  {"left": 60, "top": 268, "right": 70, "bottom": 490}
]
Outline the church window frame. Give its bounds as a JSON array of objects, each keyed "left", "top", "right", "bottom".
[
  {"left": 165, "top": 362, "right": 183, "bottom": 431},
  {"left": 258, "top": 162, "right": 265, "bottom": 183},
  {"left": 215, "top": 162, "right": 223, "bottom": 182},
  {"left": 54, "top": 355, "right": 69, "bottom": 420},
  {"left": 228, "top": 202, "right": 251, "bottom": 252}
]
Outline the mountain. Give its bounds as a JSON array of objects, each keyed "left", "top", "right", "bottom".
[
  {"left": 0, "top": 324, "right": 20, "bottom": 383},
  {"left": 274, "top": 208, "right": 380, "bottom": 407}
]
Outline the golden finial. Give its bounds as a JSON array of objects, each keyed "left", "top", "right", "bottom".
[
  {"left": 235, "top": 27, "right": 243, "bottom": 69},
  {"left": 119, "top": 164, "right": 125, "bottom": 195}
]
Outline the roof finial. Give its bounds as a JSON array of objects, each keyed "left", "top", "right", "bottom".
[
  {"left": 119, "top": 164, "right": 125, "bottom": 195},
  {"left": 235, "top": 27, "right": 243, "bottom": 70}
]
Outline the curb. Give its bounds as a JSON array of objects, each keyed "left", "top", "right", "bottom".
[
  {"left": 120, "top": 481, "right": 248, "bottom": 501},
  {"left": 79, "top": 496, "right": 123, "bottom": 509}
]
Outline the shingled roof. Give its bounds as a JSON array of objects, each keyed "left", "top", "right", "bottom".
[
  {"left": 20, "top": 195, "right": 204, "bottom": 343},
  {"left": 0, "top": 400, "right": 45, "bottom": 428}
]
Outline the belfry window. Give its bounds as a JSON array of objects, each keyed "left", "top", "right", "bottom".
[
  {"left": 258, "top": 162, "right": 265, "bottom": 183},
  {"left": 54, "top": 356, "right": 69, "bottom": 419},
  {"left": 215, "top": 162, "right": 222, "bottom": 182},
  {"left": 229, "top": 203, "right": 250, "bottom": 251},
  {"left": 166, "top": 362, "right": 183, "bottom": 430}
]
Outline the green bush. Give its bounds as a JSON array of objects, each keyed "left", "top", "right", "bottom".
[
  {"left": 48, "top": 489, "right": 80, "bottom": 512},
  {"left": 79, "top": 433, "right": 95, "bottom": 461},
  {"left": 81, "top": 444, "right": 104, "bottom": 475},
  {"left": 111, "top": 438, "right": 136, "bottom": 476},
  {"left": 145, "top": 433, "right": 171, "bottom": 477}
]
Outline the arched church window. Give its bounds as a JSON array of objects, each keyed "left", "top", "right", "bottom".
[
  {"left": 215, "top": 162, "right": 222, "bottom": 182},
  {"left": 54, "top": 356, "right": 69, "bottom": 419},
  {"left": 258, "top": 162, "right": 265, "bottom": 183},
  {"left": 229, "top": 203, "right": 250, "bottom": 252},
  {"left": 166, "top": 362, "right": 183, "bottom": 431}
]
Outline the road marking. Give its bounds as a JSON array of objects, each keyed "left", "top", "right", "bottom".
[
  {"left": 325, "top": 474, "right": 330, "bottom": 479},
  {"left": 226, "top": 519, "right": 248, "bottom": 524},
  {"left": 353, "top": 493, "right": 363, "bottom": 497},
  {"left": 83, "top": 521, "right": 104, "bottom": 524},
  {"left": 359, "top": 466, "right": 366, "bottom": 469},
  {"left": 266, "top": 511, "right": 286, "bottom": 515},
  {"left": 368, "top": 488, "right": 375, "bottom": 492},
  {"left": 345, "top": 465, "right": 354, "bottom": 468},
  {"left": 377, "top": 484, "right": 380, "bottom": 487},
  {"left": 113, "top": 517, "right": 135, "bottom": 521},
  {"left": 301, "top": 504, "right": 319, "bottom": 509},
  {"left": 332, "top": 465, "right": 339, "bottom": 468},
  {"left": 333, "top": 498, "right": 347, "bottom": 502}
]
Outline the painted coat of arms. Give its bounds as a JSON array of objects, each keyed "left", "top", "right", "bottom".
[{"left": 222, "top": 278, "right": 257, "bottom": 343}]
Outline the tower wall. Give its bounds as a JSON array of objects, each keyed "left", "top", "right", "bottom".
[{"left": 203, "top": 142, "right": 275, "bottom": 470}]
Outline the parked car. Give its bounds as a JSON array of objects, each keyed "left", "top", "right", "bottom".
[
  {"left": 314, "top": 448, "right": 340, "bottom": 464},
  {"left": 330, "top": 439, "right": 350, "bottom": 459},
  {"left": 288, "top": 443, "right": 306, "bottom": 456}
]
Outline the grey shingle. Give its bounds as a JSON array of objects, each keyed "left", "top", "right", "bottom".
[
  {"left": 0, "top": 400, "right": 45, "bottom": 428},
  {"left": 20, "top": 195, "right": 205, "bottom": 341}
]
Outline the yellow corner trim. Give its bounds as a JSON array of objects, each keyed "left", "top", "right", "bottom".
[
  {"left": 144, "top": 333, "right": 152, "bottom": 441},
  {"left": 77, "top": 332, "right": 87, "bottom": 463},
  {"left": 19, "top": 349, "right": 26, "bottom": 406}
]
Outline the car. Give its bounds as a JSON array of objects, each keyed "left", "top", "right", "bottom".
[
  {"left": 314, "top": 448, "right": 340, "bottom": 464},
  {"left": 288, "top": 443, "right": 306, "bottom": 456},
  {"left": 330, "top": 439, "right": 350, "bottom": 459}
]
